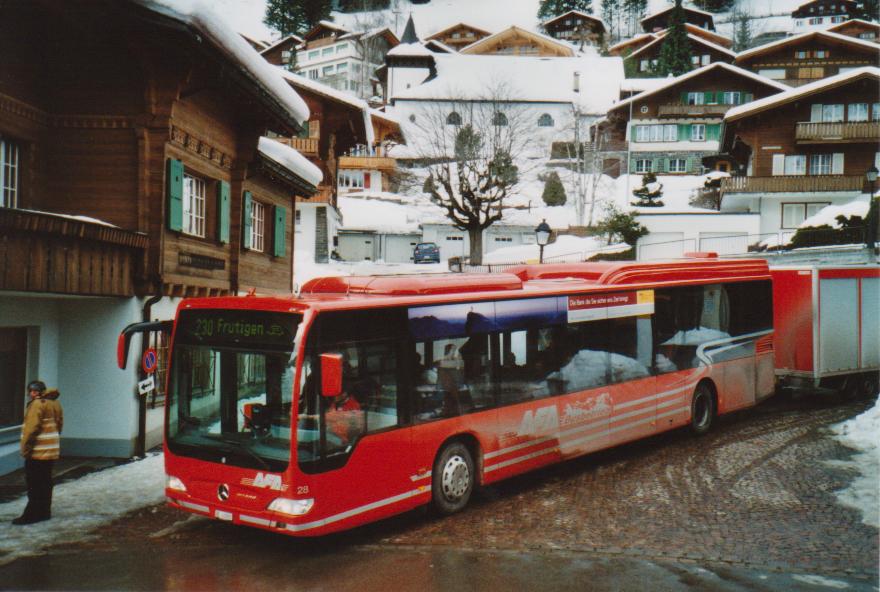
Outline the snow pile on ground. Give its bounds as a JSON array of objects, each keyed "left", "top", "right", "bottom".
[
  {"left": 0, "top": 453, "right": 166, "bottom": 565},
  {"left": 829, "top": 395, "right": 880, "bottom": 528},
  {"left": 799, "top": 198, "right": 871, "bottom": 229},
  {"left": 338, "top": 194, "right": 444, "bottom": 232}
]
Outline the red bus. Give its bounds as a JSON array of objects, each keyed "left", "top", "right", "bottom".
[{"left": 118, "top": 258, "right": 774, "bottom": 536}]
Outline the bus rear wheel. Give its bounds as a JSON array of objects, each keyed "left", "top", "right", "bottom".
[
  {"left": 432, "top": 441, "right": 474, "bottom": 515},
  {"left": 690, "top": 383, "right": 715, "bottom": 436}
]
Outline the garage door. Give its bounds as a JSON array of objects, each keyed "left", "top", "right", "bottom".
[{"left": 384, "top": 235, "right": 420, "bottom": 263}]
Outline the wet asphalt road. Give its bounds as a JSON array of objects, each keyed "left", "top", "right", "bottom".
[{"left": 0, "top": 391, "right": 877, "bottom": 591}]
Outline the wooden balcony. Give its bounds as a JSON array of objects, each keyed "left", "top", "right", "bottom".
[
  {"left": 721, "top": 175, "right": 866, "bottom": 194},
  {"left": 0, "top": 208, "right": 148, "bottom": 296},
  {"left": 658, "top": 104, "right": 732, "bottom": 117},
  {"left": 338, "top": 155, "right": 397, "bottom": 171},
  {"left": 795, "top": 121, "right": 880, "bottom": 143},
  {"left": 276, "top": 137, "right": 319, "bottom": 156}
]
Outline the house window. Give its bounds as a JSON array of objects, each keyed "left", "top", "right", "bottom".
[
  {"left": 446, "top": 111, "right": 462, "bottom": 126},
  {"left": 798, "top": 67, "right": 824, "bottom": 79},
  {"left": 308, "top": 50, "right": 320, "bottom": 60},
  {"left": 182, "top": 174, "right": 206, "bottom": 237},
  {"left": 336, "top": 43, "right": 348, "bottom": 53},
  {"left": 639, "top": 59, "right": 651, "bottom": 72},
  {"left": 249, "top": 200, "right": 265, "bottom": 252},
  {"left": 814, "top": 50, "right": 829, "bottom": 58},
  {"left": 795, "top": 50, "right": 809, "bottom": 59},
  {"left": 308, "top": 69, "right": 318, "bottom": 79},
  {"left": 701, "top": 54, "right": 710, "bottom": 66},
  {"left": 831, "top": 15, "right": 845, "bottom": 23},
  {"left": 322, "top": 65, "right": 334, "bottom": 76},
  {"left": 668, "top": 158, "right": 688, "bottom": 172},
  {"left": 810, "top": 153, "right": 833, "bottom": 175},
  {"left": 322, "top": 47, "right": 334, "bottom": 57},
  {"left": 848, "top": 103, "right": 868, "bottom": 122},
  {"left": 336, "top": 62, "right": 348, "bottom": 72},
  {"left": 634, "top": 124, "right": 677, "bottom": 142},
  {"left": 758, "top": 68, "right": 787, "bottom": 79},
  {"left": 0, "top": 137, "right": 20, "bottom": 208},
  {"left": 721, "top": 91, "right": 741, "bottom": 105},
  {"left": 873, "top": 103, "right": 880, "bottom": 121},
  {"left": 808, "top": 17, "right": 824, "bottom": 24},
  {"left": 691, "top": 124, "right": 706, "bottom": 141},
  {"left": 538, "top": 113, "right": 554, "bottom": 127},
  {"left": 686, "top": 92, "right": 705, "bottom": 105},
  {"left": 295, "top": 209, "right": 301, "bottom": 227},
  {"left": 785, "top": 155, "right": 807, "bottom": 175},
  {"left": 445, "top": 236, "right": 463, "bottom": 241},
  {"left": 634, "top": 159, "right": 652, "bottom": 173},
  {"left": 338, "top": 170, "right": 365, "bottom": 189},
  {"left": 822, "top": 103, "right": 845, "bottom": 122},
  {"left": 782, "top": 202, "right": 831, "bottom": 228},
  {"left": 492, "top": 112, "right": 508, "bottom": 126},
  {"left": 494, "top": 236, "right": 513, "bottom": 242},
  {"left": 860, "top": 32, "right": 877, "bottom": 39}
]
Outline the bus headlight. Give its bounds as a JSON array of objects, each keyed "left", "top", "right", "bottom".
[
  {"left": 166, "top": 475, "right": 187, "bottom": 493},
  {"left": 268, "top": 497, "right": 314, "bottom": 516}
]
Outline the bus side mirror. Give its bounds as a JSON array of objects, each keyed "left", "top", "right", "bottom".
[
  {"left": 117, "top": 320, "right": 173, "bottom": 370},
  {"left": 320, "top": 353, "right": 343, "bottom": 398}
]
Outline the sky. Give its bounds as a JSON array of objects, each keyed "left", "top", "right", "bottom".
[{"left": 0, "top": 395, "right": 876, "bottom": 565}]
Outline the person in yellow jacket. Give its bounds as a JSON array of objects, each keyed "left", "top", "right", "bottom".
[{"left": 13, "top": 380, "right": 63, "bottom": 525}]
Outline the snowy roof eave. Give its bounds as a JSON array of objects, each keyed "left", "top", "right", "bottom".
[
  {"left": 542, "top": 10, "right": 608, "bottom": 32},
  {"left": 629, "top": 32, "right": 735, "bottom": 61},
  {"left": 257, "top": 137, "right": 323, "bottom": 188},
  {"left": 132, "top": 0, "right": 310, "bottom": 128},
  {"left": 458, "top": 25, "right": 577, "bottom": 56},
  {"left": 736, "top": 29, "right": 880, "bottom": 61},
  {"left": 641, "top": 3, "right": 715, "bottom": 23},
  {"left": 609, "top": 62, "right": 790, "bottom": 114},
  {"left": 725, "top": 66, "right": 880, "bottom": 122}
]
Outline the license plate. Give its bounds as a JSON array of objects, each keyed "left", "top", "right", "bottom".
[{"left": 215, "top": 510, "right": 233, "bottom": 521}]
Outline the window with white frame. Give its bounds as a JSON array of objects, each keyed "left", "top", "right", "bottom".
[
  {"left": 721, "top": 91, "right": 741, "bottom": 105},
  {"left": 634, "top": 159, "right": 652, "bottom": 173},
  {"left": 1, "top": 137, "right": 20, "bottom": 208},
  {"left": 668, "top": 158, "right": 687, "bottom": 173},
  {"left": 308, "top": 69, "right": 318, "bottom": 79},
  {"left": 686, "top": 92, "right": 705, "bottom": 105},
  {"left": 322, "top": 65, "right": 334, "bottom": 76},
  {"left": 633, "top": 124, "right": 677, "bottom": 142},
  {"left": 537, "top": 113, "right": 554, "bottom": 127},
  {"left": 336, "top": 43, "right": 348, "bottom": 53},
  {"left": 338, "top": 170, "right": 365, "bottom": 189},
  {"left": 308, "top": 50, "right": 319, "bottom": 60},
  {"left": 785, "top": 155, "right": 807, "bottom": 175},
  {"left": 295, "top": 209, "right": 302, "bottom": 227},
  {"left": 810, "top": 153, "right": 833, "bottom": 175},
  {"left": 182, "top": 174, "right": 206, "bottom": 237},
  {"left": 822, "top": 104, "right": 844, "bottom": 122},
  {"left": 782, "top": 202, "right": 830, "bottom": 228},
  {"left": 322, "top": 47, "right": 334, "bottom": 57},
  {"left": 701, "top": 54, "right": 710, "bottom": 66},
  {"left": 336, "top": 62, "right": 348, "bottom": 72},
  {"left": 249, "top": 200, "right": 265, "bottom": 252},
  {"left": 691, "top": 124, "right": 706, "bottom": 141}
]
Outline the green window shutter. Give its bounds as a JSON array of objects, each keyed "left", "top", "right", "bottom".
[
  {"left": 242, "top": 191, "right": 253, "bottom": 249},
  {"left": 706, "top": 124, "right": 721, "bottom": 141},
  {"left": 273, "top": 205, "right": 286, "bottom": 257},
  {"left": 166, "top": 158, "right": 183, "bottom": 232},
  {"left": 704, "top": 91, "right": 714, "bottom": 104},
  {"left": 217, "top": 181, "right": 230, "bottom": 244},
  {"left": 678, "top": 124, "right": 690, "bottom": 141},
  {"left": 680, "top": 91, "right": 689, "bottom": 104}
]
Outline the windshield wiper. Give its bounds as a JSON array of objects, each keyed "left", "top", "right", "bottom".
[{"left": 211, "top": 435, "right": 270, "bottom": 470}]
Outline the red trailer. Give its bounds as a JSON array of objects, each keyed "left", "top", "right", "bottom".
[{"left": 771, "top": 264, "right": 879, "bottom": 396}]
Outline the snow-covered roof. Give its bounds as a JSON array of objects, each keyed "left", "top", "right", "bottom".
[
  {"left": 641, "top": 3, "right": 715, "bottom": 23},
  {"left": 424, "top": 39, "right": 458, "bottom": 54},
  {"left": 258, "top": 137, "right": 323, "bottom": 187},
  {"left": 459, "top": 25, "right": 577, "bottom": 56},
  {"left": 827, "top": 18, "right": 880, "bottom": 34},
  {"left": 426, "top": 22, "right": 492, "bottom": 39},
  {"left": 619, "top": 77, "right": 669, "bottom": 93},
  {"left": 609, "top": 32, "right": 658, "bottom": 53},
  {"left": 736, "top": 29, "right": 880, "bottom": 60},
  {"left": 260, "top": 33, "right": 304, "bottom": 54},
  {"left": 134, "top": 0, "right": 309, "bottom": 126},
  {"left": 280, "top": 69, "right": 369, "bottom": 112},
  {"left": 610, "top": 62, "right": 790, "bottom": 113},
  {"left": 387, "top": 42, "right": 434, "bottom": 57},
  {"left": 392, "top": 54, "right": 624, "bottom": 114},
  {"left": 629, "top": 31, "right": 736, "bottom": 60},
  {"left": 725, "top": 66, "right": 880, "bottom": 121}
]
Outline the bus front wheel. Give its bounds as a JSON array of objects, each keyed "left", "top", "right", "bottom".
[
  {"left": 690, "top": 383, "right": 715, "bottom": 436},
  {"left": 432, "top": 441, "right": 474, "bottom": 515}
]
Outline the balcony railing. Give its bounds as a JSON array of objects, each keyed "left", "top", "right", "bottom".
[
  {"left": 657, "top": 104, "right": 733, "bottom": 117},
  {"left": 0, "top": 208, "right": 148, "bottom": 296},
  {"left": 721, "top": 175, "right": 866, "bottom": 194},
  {"left": 795, "top": 121, "right": 880, "bottom": 143},
  {"left": 277, "top": 137, "right": 319, "bottom": 156},
  {"left": 338, "top": 155, "right": 397, "bottom": 170}
]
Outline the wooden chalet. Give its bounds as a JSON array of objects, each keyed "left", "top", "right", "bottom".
[
  {"left": 278, "top": 72, "right": 403, "bottom": 262},
  {"left": 826, "top": 19, "right": 880, "bottom": 43},
  {"left": 608, "top": 33, "right": 658, "bottom": 57},
  {"left": 458, "top": 26, "right": 576, "bottom": 57},
  {"left": 604, "top": 62, "right": 789, "bottom": 176},
  {"left": 683, "top": 23, "right": 732, "bottom": 49},
  {"left": 425, "top": 23, "right": 492, "bottom": 51},
  {"left": 261, "top": 34, "right": 305, "bottom": 69},
  {"left": 541, "top": 10, "right": 607, "bottom": 48},
  {"left": 0, "top": 0, "right": 319, "bottom": 470},
  {"left": 718, "top": 67, "right": 880, "bottom": 234},
  {"left": 792, "top": 0, "right": 858, "bottom": 31},
  {"left": 735, "top": 30, "right": 880, "bottom": 87},
  {"left": 641, "top": 4, "right": 715, "bottom": 33},
  {"left": 627, "top": 33, "right": 735, "bottom": 76}
]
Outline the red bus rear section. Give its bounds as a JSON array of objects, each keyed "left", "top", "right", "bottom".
[{"left": 127, "top": 258, "right": 778, "bottom": 536}]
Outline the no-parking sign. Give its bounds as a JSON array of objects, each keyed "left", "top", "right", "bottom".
[{"left": 142, "top": 348, "right": 158, "bottom": 374}]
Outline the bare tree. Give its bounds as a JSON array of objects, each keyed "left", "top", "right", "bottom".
[
  {"left": 410, "top": 86, "right": 534, "bottom": 264},
  {"left": 561, "top": 106, "right": 613, "bottom": 227}
]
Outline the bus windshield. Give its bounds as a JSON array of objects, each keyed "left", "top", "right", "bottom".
[{"left": 166, "top": 310, "right": 301, "bottom": 473}]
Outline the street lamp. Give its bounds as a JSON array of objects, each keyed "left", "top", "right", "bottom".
[
  {"left": 535, "top": 219, "right": 551, "bottom": 264},
  {"left": 866, "top": 166, "right": 879, "bottom": 253}
]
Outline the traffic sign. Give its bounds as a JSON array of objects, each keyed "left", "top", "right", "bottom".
[{"left": 142, "top": 348, "right": 158, "bottom": 374}]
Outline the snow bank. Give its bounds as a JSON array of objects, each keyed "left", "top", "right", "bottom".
[
  {"left": 799, "top": 199, "right": 870, "bottom": 229},
  {"left": 0, "top": 453, "right": 166, "bottom": 565},
  {"left": 829, "top": 396, "right": 880, "bottom": 528}
]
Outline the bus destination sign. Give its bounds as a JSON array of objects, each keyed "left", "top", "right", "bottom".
[{"left": 176, "top": 310, "right": 298, "bottom": 351}]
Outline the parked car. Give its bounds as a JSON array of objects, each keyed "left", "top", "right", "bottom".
[{"left": 413, "top": 242, "right": 440, "bottom": 264}]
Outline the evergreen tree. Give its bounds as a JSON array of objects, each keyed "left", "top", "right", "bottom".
[
  {"left": 538, "top": 0, "right": 594, "bottom": 20},
  {"left": 541, "top": 171, "right": 567, "bottom": 206},
  {"left": 653, "top": 0, "right": 692, "bottom": 77},
  {"left": 623, "top": 0, "right": 647, "bottom": 37},
  {"left": 631, "top": 171, "right": 664, "bottom": 207},
  {"left": 732, "top": 10, "right": 752, "bottom": 52},
  {"left": 264, "top": 0, "right": 332, "bottom": 36},
  {"left": 853, "top": 0, "right": 879, "bottom": 22},
  {"left": 691, "top": 0, "right": 735, "bottom": 11},
  {"left": 601, "top": 0, "right": 620, "bottom": 42},
  {"left": 597, "top": 203, "right": 648, "bottom": 245}
]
